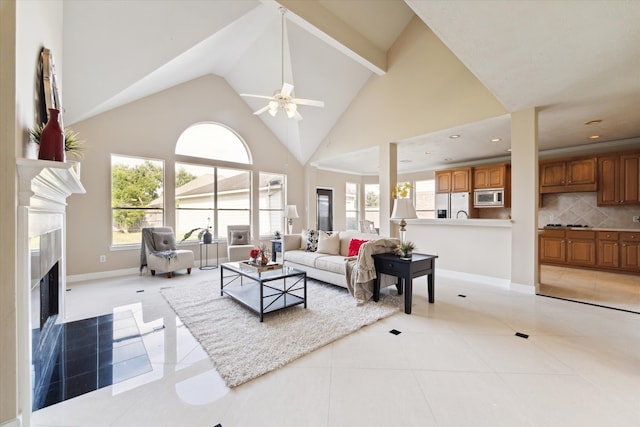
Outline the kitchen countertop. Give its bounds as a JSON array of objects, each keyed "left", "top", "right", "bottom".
[
  {"left": 413, "top": 218, "right": 512, "bottom": 228},
  {"left": 539, "top": 227, "right": 640, "bottom": 232}
]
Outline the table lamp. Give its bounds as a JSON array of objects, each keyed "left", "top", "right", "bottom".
[
  {"left": 285, "top": 205, "right": 299, "bottom": 234},
  {"left": 391, "top": 198, "right": 417, "bottom": 244}
]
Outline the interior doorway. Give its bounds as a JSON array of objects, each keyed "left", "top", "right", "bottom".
[{"left": 316, "top": 188, "right": 333, "bottom": 231}]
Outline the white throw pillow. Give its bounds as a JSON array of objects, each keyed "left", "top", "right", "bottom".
[
  {"left": 317, "top": 231, "right": 340, "bottom": 255},
  {"left": 152, "top": 232, "right": 176, "bottom": 251},
  {"left": 230, "top": 230, "right": 249, "bottom": 245}
]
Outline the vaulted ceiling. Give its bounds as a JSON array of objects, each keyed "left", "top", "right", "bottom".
[{"left": 62, "top": 0, "right": 640, "bottom": 175}]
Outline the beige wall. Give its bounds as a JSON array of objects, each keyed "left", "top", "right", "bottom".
[
  {"left": 309, "top": 16, "right": 506, "bottom": 165},
  {"left": 66, "top": 74, "right": 304, "bottom": 276}
]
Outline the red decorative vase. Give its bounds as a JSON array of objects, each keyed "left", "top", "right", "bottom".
[{"left": 38, "top": 108, "right": 64, "bottom": 162}]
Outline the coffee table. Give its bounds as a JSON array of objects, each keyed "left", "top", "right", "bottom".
[{"left": 220, "top": 262, "right": 307, "bottom": 322}]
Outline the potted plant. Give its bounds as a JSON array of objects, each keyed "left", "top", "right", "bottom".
[
  {"left": 274, "top": 230, "right": 281, "bottom": 239},
  {"left": 30, "top": 124, "right": 85, "bottom": 159},
  {"left": 181, "top": 218, "right": 213, "bottom": 243},
  {"left": 396, "top": 241, "right": 415, "bottom": 258}
]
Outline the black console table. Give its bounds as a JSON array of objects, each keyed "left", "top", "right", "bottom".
[{"left": 372, "top": 252, "right": 438, "bottom": 314}]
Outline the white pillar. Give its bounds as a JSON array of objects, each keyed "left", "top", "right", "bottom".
[{"left": 510, "top": 108, "right": 539, "bottom": 292}]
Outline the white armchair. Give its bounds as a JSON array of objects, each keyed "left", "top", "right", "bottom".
[
  {"left": 141, "top": 227, "right": 194, "bottom": 278},
  {"left": 227, "top": 225, "right": 253, "bottom": 262}
]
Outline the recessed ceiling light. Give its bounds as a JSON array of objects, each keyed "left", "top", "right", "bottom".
[
  {"left": 399, "top": 159, "right": 412, "bottom": 163},
  {"left": 444, "top": 157, "right": 453, "bottom": 161},
  {"left": 589, "top": 135, "right": 600, "bottom": 139},
  {"left": 449, "top": 134, "right": 460, "bottom": 139},
  {"left": 585, "top": 119, "right": 603, "bottom": 125},
  {"left": 424, "top": 151, "right": 432, "bottom": 155},
  {"left": 506, "top": 148, "right": 512, "bottom": 152},
  {"left": 490, "top": 138, "right": 501, "bottom": 142}
]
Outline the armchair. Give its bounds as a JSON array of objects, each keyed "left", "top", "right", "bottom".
[
  {"left": 140, "top": 227, "right": 194, "bottom": 278},
  {"left": 227, "top": 225, "right": 253, "bottom": 262}
]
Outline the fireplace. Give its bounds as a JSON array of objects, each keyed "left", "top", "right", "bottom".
[{"left": 17, "top": 159, "right": 85, "bottom": 422}]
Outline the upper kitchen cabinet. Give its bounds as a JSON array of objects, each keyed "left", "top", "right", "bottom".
[
  {"left": 597, "top": 151, "right": 640, "bottom": 206},
  {"left": 540, "top": 157, "right": 597, "bottom": 193},
  {"left": 473, "top": 164, "right": 509, "bottom": 189},
  {"left": 436, "top": 167, "right": 471, "bottom": 193}
]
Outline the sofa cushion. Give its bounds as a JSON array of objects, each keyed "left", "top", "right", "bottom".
[
  {"left": 317, "top": 231, "right": 340, "bottom": 255},
  {"left": 314, "top": 255, "right": 347, "bottom": 275},
  {"left": 339, "top": 231, "right": 381, "bottom": 256},
  {"left": 284, "top": 250, "right": 327, "bottom": 268},
  {"left": 230, "top": 230, "right": 249, "bottom": 245},
  {"left": 348, "top": 238, "right": 368, "bottom": 257},
  {"left": 305, "top": 229, "right": 319, "bottom": 252},
  {"left": 152, "top": 232, "right": 176, "bottom": 251}
]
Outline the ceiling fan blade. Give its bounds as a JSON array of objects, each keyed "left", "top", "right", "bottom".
[
  {"left": 240, "top": 93, "right": 276, "bottom": 101},
  {"left": 253, "top": 105, "right": 270, "bottom": 116},
  {"left": 281, "top": 82, "right": 294, "bottom": 97},
  {"left": 291, "top": 97, "right": 325, "bottom": 108}
]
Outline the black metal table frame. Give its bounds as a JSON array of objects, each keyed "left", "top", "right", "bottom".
[
  {"left": 199, "top": 241, "right": 219, "bottom": 270},
  {"left": 220, "top": 263, "right": 307, "bottom": 322}
]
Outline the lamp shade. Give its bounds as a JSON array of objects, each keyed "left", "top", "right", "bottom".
[
  {"left": 285, "top": 205, "right": 299, "bottom": 219},
  {"left": 391, "top": 198, "right": 417, "bottom": 220}
]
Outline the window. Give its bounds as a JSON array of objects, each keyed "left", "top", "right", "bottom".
[
  {"left": 364, "top": 183, "right": 379, "bottom": 227},
  {"left": 111, "top": 155, "right": 164, "bottom": 246},
  {"left": 174, "top": 123, "right": 255, "bottom": 241},
  {"left": 259, "top": 172, "right": 285, "bottom": 237},
  {"left": 345, "top": 182, "right": 359, "bottom": 230},
  {"left": 415, "top": 179, "right": 435, "bottom": 218},
  {"left": 175, "top": 163, "right": 215, "bottom": 241},
  {"left": 175, "top": 122, "right": 251, "bottom": 164}
]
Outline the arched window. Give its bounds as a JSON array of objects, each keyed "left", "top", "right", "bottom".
[{"left": 175, "top": 122, "right": 251, "bottom": 164}]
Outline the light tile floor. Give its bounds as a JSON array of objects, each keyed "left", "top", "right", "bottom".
[
  {"left": 539, "top": 265, "right": 640, "bottom": 313},
  {"left": 32, "top": 268, "right": 640, "bottom": 427}
]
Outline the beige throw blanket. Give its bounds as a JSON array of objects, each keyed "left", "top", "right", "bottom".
[{"left": 345, "top": 238, "right": 400, "bottom": 305}]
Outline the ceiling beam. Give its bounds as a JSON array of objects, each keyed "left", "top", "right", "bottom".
[{"left": 273, "top": 0, "right": 387, "bottom": 75}]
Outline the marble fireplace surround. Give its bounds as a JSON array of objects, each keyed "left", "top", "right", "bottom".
[{"left": 16, "top": 159, "right": 85, "bottom": 424}]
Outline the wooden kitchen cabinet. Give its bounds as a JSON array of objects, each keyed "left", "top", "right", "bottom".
[
  {"left": 539, "top": 230, "right": 565, "bottom": 264},
  {"left": 597, "top": 152, "right": 640, "bottom": 206},
  {"left": 620, "top": 232, "right": 640, "bottom": 271},
  {"left": 436, "top": 167, "right": 471, "bottom": 193},
  {"left": 473, "top": 164, "right": 508, "bottom": 189},
  {"left": 540, "top": 157, "right": 597, "bottom": 193},
  {"left": 566, "top": 230, "right": 596, "bottom": 267},
  {"left": 597, "top": 231, "right": 619, "bottom": 268}
]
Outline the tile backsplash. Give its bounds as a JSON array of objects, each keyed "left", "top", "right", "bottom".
[
  {"left": 539, "top": 192, "right": 640, "bottom": 229},
  {"left": 477, "top": 192, "right": 640, "bottom": 229}
]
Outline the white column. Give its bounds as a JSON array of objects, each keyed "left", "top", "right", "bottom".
[
  {"left": 379, "top": 142, "right": 397, "bottom": 238},
  {"left": 510, "top": 108, "right": 539, "bottom": 292}
]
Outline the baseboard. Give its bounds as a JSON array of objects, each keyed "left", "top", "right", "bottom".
[
  {"left": 509, "top": 281, "right": 537, "bottom": 295},
  {"left": 67, "top": 267, "right": 139, "bottom": 283},
  {"left": 0, "top": 416, "right": 21, "bottom": 427},
  {"left": 436, "top": 268, "right": 512, "bottom": 289}
]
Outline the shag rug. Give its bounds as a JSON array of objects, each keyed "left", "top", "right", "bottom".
[{"left": 161, "top": 278, "right": 402, "bottom": 387}]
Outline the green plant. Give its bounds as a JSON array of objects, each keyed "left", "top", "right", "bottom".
[
  {"left": 395, "top": 241, "right": 415, "bottom": 257},
  {"left": 30, "top": 124, "right": 85, "bottom": 159},
  {"left": 181, "top": 218, "right": 213, "bottom": 241},
  {"left": 274, "top": 230, "right": 281, "bottom": 239}
]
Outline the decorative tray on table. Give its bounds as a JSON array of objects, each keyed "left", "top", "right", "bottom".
[{"left": 239, "top": 261, "right": 283, "bottom": 273}]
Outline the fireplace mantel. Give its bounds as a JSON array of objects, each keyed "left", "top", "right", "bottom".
[{"left": 16, "top": 158, "right": 85, "bottom": 209}]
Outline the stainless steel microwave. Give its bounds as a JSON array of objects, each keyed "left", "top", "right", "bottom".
[{"left": 474, "top": 188, "right": 504, "bottom": 207}]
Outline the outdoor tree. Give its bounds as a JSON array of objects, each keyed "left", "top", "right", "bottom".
[
  {"left": 112, "top": 161, "right": 163, "bottom": 232},
  {"left": 365, "top": 190, "right": 379, "bottom": 208},
  {"left": 176, "top": 168, "right": 197, "bottom": 188}
]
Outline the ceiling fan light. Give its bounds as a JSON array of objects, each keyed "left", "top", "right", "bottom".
[
  {"left": 285, "top": 102, "right": 297, "bottom": 118},
  {"left": 268, "top": 100, "right": 279, "bottom": 116}
]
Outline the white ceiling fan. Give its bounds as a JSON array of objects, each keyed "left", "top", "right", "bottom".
[{"left": 240, "top": 8, "right": 324, "bottom": 120}]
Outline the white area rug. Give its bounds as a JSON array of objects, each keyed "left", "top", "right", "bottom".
[{"left": 161, "top": 278, "right": 401, "bottom": 387}]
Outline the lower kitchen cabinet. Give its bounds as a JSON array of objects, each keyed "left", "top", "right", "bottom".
[
  {"left": 597, "top": 231, "right": 619, "bottom": 268},
  {"left": 540, "top": 229, "right": 640, "bottom": 274},
  {"left": 566, "top": 230, "right": 596, "bottom": 266},
  {"left": 620, "top": 232, "right": 640, "bottom": 271},
  {"left": 539, "top": 230, "right": 565, "bottom": 264}
]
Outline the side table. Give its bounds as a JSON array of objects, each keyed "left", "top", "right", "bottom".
[
  {"left": 372, "top": 252, "right": 438, "bottom": 314},
  {"left": 271, "top": 239, "right": 282, "bottom": 262},
  {"left": 199, "top": 241, "right": 219, "bottom": 270}
]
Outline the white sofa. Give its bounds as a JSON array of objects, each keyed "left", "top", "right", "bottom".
[{"left": 282, "top": 230, "right": 397, "bottom": 289}]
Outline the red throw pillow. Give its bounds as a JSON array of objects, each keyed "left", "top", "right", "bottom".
[{"left": 348, "top": 238, "right": 368, "bottom": 257}]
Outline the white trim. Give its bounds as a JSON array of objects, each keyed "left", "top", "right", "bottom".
[
  {"left": 0, "top": 417, "right": 22, "bottom": 427},
  {"left": 67, "top": 267, "right": 140, "bottom": 283},
  {"left": 436, "top": 268, "right": 511, "bottom": 289},
  {"left": 510, "top": 281, "right": 537, "bottom": 294}
]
